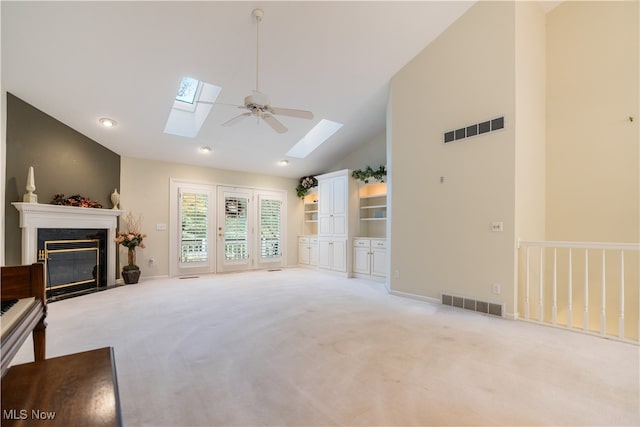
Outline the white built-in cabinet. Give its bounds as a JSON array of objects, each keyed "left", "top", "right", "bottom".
[
  {"left": 353, "top": 238, "right": 387, "bottom": 280},
  {"left": 316, "top": 170, "right": 358, "bottom": 275},
  {"left": 298, "top": 236, "right": 318, "bottom": 267},
  {"left": 318, "top": 176, "right": 347, "bottom": 235},
  {"left": 318, "top": 239, "right": 346, "bottom": 272}
]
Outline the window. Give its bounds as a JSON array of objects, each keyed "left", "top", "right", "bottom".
[
  {"left": 224, "top": 197, "right": 249, "bottom": 261},
  {"left": 176, "top": 77, "right": 199, "bottom": 105},
  {"left": 260, "top": 198, "right": 282, "bottom": 259},
  {"left": 180, "top": 191, "right": 209, "bottom": 263}
]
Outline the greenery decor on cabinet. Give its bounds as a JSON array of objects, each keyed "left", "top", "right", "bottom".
[
  {"left": 115, "top": 212, "right": 146, "bottom": 284},
  {"left": 296, "top": 175, "right": 318, "bottom": 199},
  {"left": 351, "top": 165, "right": 387, "bottom": 183}
]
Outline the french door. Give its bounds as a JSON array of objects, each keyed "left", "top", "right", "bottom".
[
  {"left": 216, "top": 187, "right": 285, "bottom": 273},
  {"left": 172, "top": 182, "right": 286, "bottom": 276},
  {"left": 175, "top": 184, "right": 215, "bottom": 276}
]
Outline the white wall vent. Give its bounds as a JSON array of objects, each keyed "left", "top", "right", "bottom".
[{"left": 441, "top": 293, "right": 503, "bottom": 317}]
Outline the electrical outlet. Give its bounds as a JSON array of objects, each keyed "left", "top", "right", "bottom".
[
  {"left": 394, "top": 270, "right": 400, "bottom": 278},
  {"left": 492, "top": 283, "right": 501, "bottom": 295}
]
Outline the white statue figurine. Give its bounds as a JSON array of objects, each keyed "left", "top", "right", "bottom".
[{"left": 23, "top": 166, "right": 38, "bottom": 203}]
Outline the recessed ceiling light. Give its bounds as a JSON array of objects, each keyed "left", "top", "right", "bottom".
[
  {"left": 278, "top": 159, "right": 289, "bottom": 166},
  {"left": 199, "top": 146, "right": 212, "bottom": 153},
  {"left": 98, "top": 117, "right": 117, "bottom": 128}
]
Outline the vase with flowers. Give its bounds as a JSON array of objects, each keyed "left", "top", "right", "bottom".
[{"left": 115, "top": 212, "right": 146, "bottom": 284}]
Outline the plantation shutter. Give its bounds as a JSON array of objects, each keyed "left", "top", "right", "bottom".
[
  {"left": 180, "top": 191, "right": 209, "bottom": 263},
  {"left": 224, "top": 196, "right": 249, "bottom": 261},
  {"left": 260, "top": 197, "right": 282, "bottom": 259}
]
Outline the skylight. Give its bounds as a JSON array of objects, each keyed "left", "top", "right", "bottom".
[
  {"left": 286, "top": 119, "right": 343, "bottom": 158},
  {"left": 176, "top": 77, "right": 199, "bottom": 104},
  {"left": 164, "top": 77, "right": 222, "bottom": 138}
]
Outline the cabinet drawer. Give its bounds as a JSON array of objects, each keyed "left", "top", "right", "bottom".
[
  {"left": 309, "top": 238, "right": 319, "bottom": 245},
  {"left": 299, "top": 237, "right": 310, "bottom": 244},
  {"left": 371, "top": 239, "right": 387, "bottom": 249},
  {"left": 353, "top": 239, "right": 370, "bottom": 248}
]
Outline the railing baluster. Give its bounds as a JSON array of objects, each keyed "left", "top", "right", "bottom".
[
  {"left": 600, "top": 249, "right": 606, "bottom": 335},
  {"left": 568, "top": 248, "right": 573, "bottom": 329},
  {"left": 539, "top": 246, "right": 544, "bottom": 322},
  {"left": 552, "top": 248, "right": 557, "bottom": 325},
  {"left": 619, "top": 250, "right": 625, "bottom": 339},
  {"left": 584, "top": 249, "right": 589, "bottom": 332},
  {"left": 525, "top": 246, "right": 530, "bottom": 320},
  {"left": 518, "top": 240, "right": 638, "bottom": 343}
]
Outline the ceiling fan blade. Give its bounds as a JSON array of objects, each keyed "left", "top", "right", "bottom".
[
  {"left": 222, "top": 112, "right": 252, "bottom": 127},
  {"left": 269, "top": 107, "right": 314, "bottom": 120},
  {"left": 197, "top": 100, "right": 244, "bottom": 108},
  {"left": 262, "top": 114, "right": 288, "bottom": 133}
]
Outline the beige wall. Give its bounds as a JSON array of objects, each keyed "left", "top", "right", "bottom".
[
  {"left": 514, "top": 2, "right": 547, "bottom": 313},
  {"left": 389, "top": 2, "right": 519, "bottom": 315},
  {"left": 544, "top": 1, "right": 639, "bottom": 340},
  {"left": 330, "top": 131, "right": 386, "bottom": 172},
  {"left": 546, "top": 1, "right": 639, "bottom": 243},
  {"left": 119, "top": 157, "right": 300, "bottom": 277}
]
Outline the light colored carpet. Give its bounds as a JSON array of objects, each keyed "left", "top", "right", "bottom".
[{"left": 12, "top": 268, "right": 640, "bottom": 426}]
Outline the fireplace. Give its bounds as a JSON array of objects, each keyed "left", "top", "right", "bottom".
[
  {"left": 37, "top": 228, "right": 108, "bottom": 300},
  {"left": 13, "top": 203, "right": 122, "bottom": 299}
]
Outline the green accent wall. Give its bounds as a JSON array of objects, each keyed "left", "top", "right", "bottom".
[{"left": 4, "top": 93, "right": 120, "bottom": 265}]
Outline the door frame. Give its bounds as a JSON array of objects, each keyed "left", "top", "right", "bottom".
[{"left": 170, "top": 179, "right": 287, "bottom": 277}]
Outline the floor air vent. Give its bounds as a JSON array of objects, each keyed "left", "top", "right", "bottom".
[{"left": 441, "top": 294, "right": 503, "bottom": 317}]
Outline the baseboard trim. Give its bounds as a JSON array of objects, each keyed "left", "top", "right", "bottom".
[{"left": 388, "top": 289, "right": 441, "bottom": 305}]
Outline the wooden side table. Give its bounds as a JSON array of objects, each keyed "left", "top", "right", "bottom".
[{"left": 1, "top": 347, "right": 123, "bottom": 426}]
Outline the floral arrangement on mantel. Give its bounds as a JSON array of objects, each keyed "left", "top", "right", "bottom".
[
  {"left": 51, "top": 193, "right": 102, "bottom": 208},
  {"left": 296, "top": 175, "right": 318, "bottom": 199},
  {"left": 351, "top": 165, "right": 387, "bottom": 184},
  {"left": 115, "top": 212, "right": 146, "bottom": 271}
]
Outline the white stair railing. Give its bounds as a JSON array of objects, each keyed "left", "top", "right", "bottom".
[{"left": 518, "top": 240, "right": 640, "bottom": 344}]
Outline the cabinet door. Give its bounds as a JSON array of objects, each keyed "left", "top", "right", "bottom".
[
  {"left": 331, "top": 176, "right": 347, "bottom": 215},
  {"left": 331, "top": 240, "right": 347, "bottom": 272},
  {"left": 353, "top": 246, "right": 371, "bottom": 274},
  {"left": 298, "top": 243, "right": 310, "bottom": 265},
  {"left": 318, "top": 216, "right": 333, "bottom": 235},
  {"left": 318, "top": 239, "right": 332, "bottom": 270},
  {"left": 371, "top": 248, "right": 387, "bottom": 277},
  {"left": 309, "top": 240, "right": 319, "bottom": 266},
  {"left": 318, "top": 179, "right": 333, "bottom": 216}
]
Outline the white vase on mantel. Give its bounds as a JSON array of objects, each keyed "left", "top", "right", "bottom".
[{"left": 110, "top": 189, "right": 120, "bottom": 210}]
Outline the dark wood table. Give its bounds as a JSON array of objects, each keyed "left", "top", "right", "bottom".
[{"left": 1, "top": 347, "right": 123, "bottom": 426}]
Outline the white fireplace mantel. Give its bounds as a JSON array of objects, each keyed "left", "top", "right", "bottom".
[{"left": 12, "top": 202, "right": 124, "bottom": 286}]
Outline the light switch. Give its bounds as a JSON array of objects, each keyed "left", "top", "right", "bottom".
[{"left": 156, "top": 223, "right": 167, "bottom": 231}]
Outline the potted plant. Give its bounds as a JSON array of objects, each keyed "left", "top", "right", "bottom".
[
  {"left": 296, "top": 175, "right": 318, "bottom": 199},
  {"left": 115, "top": 212, "right": 146, "bottom": 284},
  {"left": 352, "top": 165, "right": 387, "bottom": 184}
]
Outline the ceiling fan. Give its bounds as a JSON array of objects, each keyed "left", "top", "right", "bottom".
[{"left": 222, "top": 8, "right": 314, "bottom": 134}]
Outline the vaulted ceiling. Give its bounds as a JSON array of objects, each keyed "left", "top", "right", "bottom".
[{"left": 2, "top": 1, "right": 480, "bottom": 178}]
